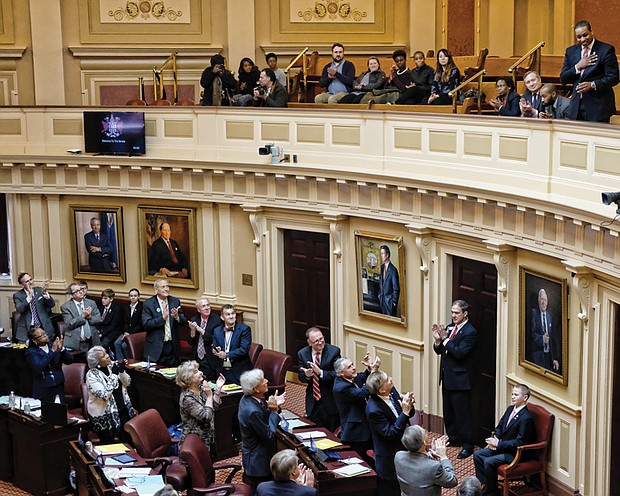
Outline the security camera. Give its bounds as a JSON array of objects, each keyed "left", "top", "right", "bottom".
[
  {"left": 602, "top": 191, "right": 620, "bottom": 214},
  {"left": 258, "top": 143, "right": 283, "bottom": 164}
]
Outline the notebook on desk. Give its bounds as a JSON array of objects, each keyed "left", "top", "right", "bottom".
[{"left": 41, "top": 401, "right": 69, "bottom": 426}]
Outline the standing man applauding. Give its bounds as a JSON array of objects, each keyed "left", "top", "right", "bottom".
[
  {"left": 13, "top": 272, "right": 56, "bottom": 344},
  {"left": 61, "top": 282, "right": 102, "bottom": 353},
  {"left": 142, "top": 279, "right": 187, "bottom": 366}
]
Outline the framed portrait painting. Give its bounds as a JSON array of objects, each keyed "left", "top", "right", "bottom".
[
  {"left": 519, "top": 267, "right": 568, "bottom": 385},
  {"left": 138, "top": 206, "right": 198, "bottom": 289},
  {"left": 355, "top": 231, "right": 406, "bottom": 325},
  {"left": 70, "top": 206, "right": 126, "bottom": 282}
]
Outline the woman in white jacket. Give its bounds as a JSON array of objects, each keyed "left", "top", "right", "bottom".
[{"left": 86, "top": 346, "right": 135, "bottom": 442}]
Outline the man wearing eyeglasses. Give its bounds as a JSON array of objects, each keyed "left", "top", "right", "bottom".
[
  {"left": 13, "top": 272, "right": 56, "bottom": 344},
  {"left": 60, "top": 282, "right": 102, "bottom": 352},
  {"left": 298, "top": 327, "right": 341, "bottom": 432}
]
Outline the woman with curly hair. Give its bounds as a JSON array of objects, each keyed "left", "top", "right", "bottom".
[{"left": 234, "top": 57, "right": 261, "bottom": 106}]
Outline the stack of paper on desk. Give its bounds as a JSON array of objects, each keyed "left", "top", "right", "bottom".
[{"left": 332, "top": 464, "right": 371, "bottom": 477}]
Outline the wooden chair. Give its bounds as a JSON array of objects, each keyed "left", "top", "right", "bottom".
[
  {"left": 124, "top": 409, "right": 188, "bottom": 491},
  {"left": 254, "top": 348, "right": 292, "bottom": 395},
  {"left": 498, "top": 403, "right": 555, "bottom": 496},
  {"left": 151, "top": 99, "right": 172, "bottom": 106},
  {"left": 125, "top": 99, "right": 147, "bottom": 106},
  {"left": 248, "top": 342, "right": 263, "bottom": 367},
  {"left": 124, "top": 332, "right": 146, "bottom": 360},
  {"left": 464, "top": 48, "right": 489, "bottom": 78},
  {"left": 179, "top": 433, "right": 250, "bottom": 496}
]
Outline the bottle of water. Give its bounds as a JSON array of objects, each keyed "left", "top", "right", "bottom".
[
  {"left": 24, "top": 401, "right": 31, "bottom": 415},
  {"left": 8, "top": 391, "right": 15, "bottom": 410},
  {"left": 279, "top": 415, "right": 290, "bottom": 433}
]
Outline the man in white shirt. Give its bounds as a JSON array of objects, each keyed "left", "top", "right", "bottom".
[{"left": 60, "top": 282, "right": 102, "bottom": 352}]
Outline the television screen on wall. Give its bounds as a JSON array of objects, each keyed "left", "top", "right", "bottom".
[{"left": 83, "top": 111, "right": 146, "bottom": 156}]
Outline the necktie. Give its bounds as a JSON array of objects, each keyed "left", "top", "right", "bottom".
[
  {"left": 506, "top": 407, "right": 518, "bottom": 426},
  {"left": 79, "top": 302, "right": 91, "bottom": 340},
  {"left": 542, "top": 313, "right": 549, "bottom": 353},
  {"left": 167, "top": 241, "right": 178, "bottom": 264},
  {"left": 448, "top": 324, "right": 459, "bottom": 340},
  {"left": 95, "top": 234, "right": 99, "bottom": 241},
  {"left": 383, "top": 264, "right": 387, "bottom": 279},
  {"left": 163, "top": 300, "right": 171, "bottom": 341},
  {"left": 532, "top": 93, "right": 538, "bottom": 109},
  {"left": 102, "top": 307, "right": 109, "bottom": 320},
  {"left": 312, "top": 353, "right": 321, "bottom": 401},
  {"left": 29, "top": 294, "right": 42, "bottom": 328},
  {"left": 197, "top": 320, "right": 206, "bottom": 360},
  {"left": 583, "top": 47, "right": 590, "bottom": 59}
]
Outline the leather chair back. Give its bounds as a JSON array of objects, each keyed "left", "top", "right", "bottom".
[
  {"left": 124, "top": 408, "right": 171, "bottom": 458},
  {"left": 179, "top": 432, "right": 216, "bottom": 487},
  {"left": 248, "top": 342, "right": 263, "bottom": 367},
  {"left": 124, "top": 332, "right": 146, "bottom": 360},
  {"left": 528, "top": 403, "right": 554, "bottom": 464},
  {"left": 255, "top": 348, "right": 292, "bottom": 392},
  {"left": 62, "top": 362, "right": 87, "bottom": 410}
]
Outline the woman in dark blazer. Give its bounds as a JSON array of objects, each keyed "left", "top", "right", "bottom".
[
  {"left": 490, "top": 77, "right": 521, "bottom": 116},
  {"left": 114, "top": 288, "right": 143, "bottom": 359}
]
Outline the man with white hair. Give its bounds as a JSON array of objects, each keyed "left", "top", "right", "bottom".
[
  {"left": 238, "top": 369, "right": 286, "bottom": 493},
  {"left": 256, "top": 449, "right": 316, "bottom": 496},
  {"left": 142, "top": 279, "right": 187, "bottom": 366}
]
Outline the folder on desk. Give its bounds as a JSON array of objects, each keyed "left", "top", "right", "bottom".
[{"left": 96, "top": 443, "right": 130, "bottom": 455}]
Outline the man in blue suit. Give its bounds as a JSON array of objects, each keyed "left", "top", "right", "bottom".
[
  {"left": 212, "top": 304, "right": 252, "bottom": 384},
  {"left": 238, "top": 369, "right": 286, "bottom": 494},
  {"left": 378, "top": 245, "right": 400, "bottom": 316},
  {"left": 256, "top": 449, "right": 317, "bottom": 496},
  {"left": 432, "top": 299, "right": 478, "bottom": 459},
  {"left": 298, "top": 327, "right": 341, "bottom": 432},
  {"left": 529, "top": 289, "right": 561, "bottom": 373},
  {"left": 560, "top": 20, "right": 619, "bottom": 122},
  {"left": 365, "top": 370, "right": 415, "bottom": 496},
  {"left": 333, "top": 354, "right": 380, "bottom": 461},
  {"left": 142, "top": 279, "right": 187, "bottom": 366},
  {"left": 84, "top": 217, "right": 114, "bottom": 272},
  {"left": 474, "top": 384, "right": 536, "bottom": 496}
]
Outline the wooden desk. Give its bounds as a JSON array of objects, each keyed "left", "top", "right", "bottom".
[
  {"left": 1, "top": 407, "right": 83, "bottom": 496},
  {"left": 127, "top": 364, "right": 241, "bottom": 460},
  {"left": 0, "top": 341, "right": 33, "bottom": 396},
  {"left": 276, "top": 428, "right": 377, "bottom": 496}
]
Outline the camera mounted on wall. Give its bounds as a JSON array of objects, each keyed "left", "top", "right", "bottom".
[
  {"left": 602, "top": 191, "right": 620, "bottom": 215},
  {"left": 259, "top": 143, "right": 284, "bottom": 164}
]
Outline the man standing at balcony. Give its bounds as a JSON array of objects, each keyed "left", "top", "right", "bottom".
[
  {"left": 432, "top": 300, "right": 478, "bottom": 459},
  {"left": 560, "top": 20, "right": 619, "bottom": 122},
  {"left": 314, "top": 43, "right": 356, "bottom": 104}
]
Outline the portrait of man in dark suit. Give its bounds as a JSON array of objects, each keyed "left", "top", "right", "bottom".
[
  {"left": 84, "top": 216, "right": 115, "bottom": 272},
  {"left": 378, "top": 244, "right": 400, "bottom": 316}
]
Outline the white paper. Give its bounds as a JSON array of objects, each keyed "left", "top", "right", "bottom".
[
  {"left": 116, "top": 467, "right": 152, "bottom": 477},
  {"left": 295, "top": 430, "right": 327, "bottom": 440},
  {"left": 333, "top": 464, "right": 371, "bottom": 477},
  {"left": 342, "top": 456, "right": 363, "bottom": 464}
]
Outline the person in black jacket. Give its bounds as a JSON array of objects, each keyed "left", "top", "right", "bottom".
[
  {"left": 314, "top": 43, "right": 356, "bottom": 104},
  {"left": 187, "top": 298, "right": 221, "bottom": 380},
  {"left": 114, "top": 288, "right": 143, "bottom": 359},
  {"left": 396, "top": 51, "right": 435, "bottom": 105},
  {"left": 253, "top": 68, "right": 288, "bottom": 108},
  {"left": 489, "top": 77, "right": 521, "bottom": 116},
  {"left": 200, "top": 54, "right": 237, "bottom": 106},
  {"left": 97, "top": 288, "right": 123, "bottom": 352}
]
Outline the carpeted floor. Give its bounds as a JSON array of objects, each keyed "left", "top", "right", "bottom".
[{"left": 0, "top": 381, "right": 478, "bottom": 495}]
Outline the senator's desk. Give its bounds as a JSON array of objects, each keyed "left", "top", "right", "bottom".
[
  {"left": 276, "top": 425, "right": 377, "bottom": 496},
  {"left": 0, "top": 340, "right": 33, "bottom": 396},
  {"left": 127, "top": 363, "right": 241, "bottom": 460},
  {"left": 0, "top": 406, "right": 83, "bottom": 496}
]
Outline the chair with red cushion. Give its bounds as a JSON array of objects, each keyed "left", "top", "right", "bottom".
[
  {"left": 124, "top": 409, "right": 188, "bottom": 491},
  {"left": 497, "top": 403, "right": 555, "bottom": 496},
  {"left": 248, "top": 342, "right": 263, "bottom": 367},
  {"left": 179, "top": 433, "right": 251, "bottom": 496},
  {"left": 62, "top": 362, "right": 87, "bottom": 416},
  {"left": 124, "top": 332, "right": 146, "bottom": 360},
  {"left": 254, "top": 348, "right": 291, "bottom": 395}
]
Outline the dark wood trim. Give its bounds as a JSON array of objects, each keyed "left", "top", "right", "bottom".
[{"left": 547, "top": 474, "right": 580, "bottom": 496}]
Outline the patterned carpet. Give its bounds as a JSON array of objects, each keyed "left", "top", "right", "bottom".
[{"left": 0, "top": 381, "right": 478, "bottom": 495}]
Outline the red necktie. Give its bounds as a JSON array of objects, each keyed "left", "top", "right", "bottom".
[
  {"left": 312, "top": 354, "right": 321, "bottom": 401},
  {"left": 102, "top": 307, "right": 109, "bottom": 320},
  {"left": 448, "top": 324, "right": 459, "bottom": 340},
  {"left": 167, "top": 241, "right": 178, "bottom": 264}
]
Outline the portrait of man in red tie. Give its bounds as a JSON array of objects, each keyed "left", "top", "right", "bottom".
[{"left": 146, "top": 215, "right": 191, "bottom": 279}]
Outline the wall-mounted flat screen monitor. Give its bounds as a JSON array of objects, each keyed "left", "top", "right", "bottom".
[{"left": 83, "top": 111, "right": 146, "bottom": 156}]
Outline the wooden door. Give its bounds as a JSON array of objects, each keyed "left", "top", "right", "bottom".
[
  {"left": 452, "top": 256, "right": 498, "bottom": 445},
  {"left": 284, "top": 230, "right": 331, "bottom": 370}
]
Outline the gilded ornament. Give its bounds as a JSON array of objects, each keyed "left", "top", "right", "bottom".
[{"left": 297, "top": 1, "right": 367, "bottom": 22}]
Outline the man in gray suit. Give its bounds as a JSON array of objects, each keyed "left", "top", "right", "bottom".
[
  {"left": 538, "top": 84, "right": 571, "bottom": 120},
  {"left": 13, "top": 272, "right": 56, "bottom": 343},
  {"left": 60, "top": 282, "right": 102, "bottom": 352},
  {"left": 395, "top": 425, "right": 458, "bottom": 496}
]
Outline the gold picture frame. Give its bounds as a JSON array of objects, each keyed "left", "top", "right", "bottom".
[
  {"left": 70, "top": 205, "right": 126, "bottom": 283},
  {"left": 519, "top": 267, "right": 568, "bottom": 385},
  {"left": 355, "top": 231, "right": 406, "bottom": 326},
  {"left": 138, "top": 206, "right": 198, "bottom": 289}
]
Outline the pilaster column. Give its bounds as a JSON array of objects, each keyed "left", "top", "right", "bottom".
[{"left": 321, "top": 212, "right": 347, "bottom": 345}]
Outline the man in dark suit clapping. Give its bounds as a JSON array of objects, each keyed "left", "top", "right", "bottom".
[
  {"left": 212, "top": 304, "right": 252, "bottom": 385},
  {"left": 188, "top": 297, "right": 221, "bottom": 381},
  {"left": 432, "top": 299, "right": 478, "bottom": 459},
  {"left": 474, "top": 384, "right": 536, "bottom": 496}
]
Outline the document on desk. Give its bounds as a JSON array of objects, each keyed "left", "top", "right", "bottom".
[
  {"left": 314, "top": 438, "right": 342, "bottom": 450},
  {"left": 296, "top": 430, "right": 327, "bottom": 440},
  {"left": 280, "top": 409, "right": 299, "bottom": 420},
  {"left": 96, "top": 443, "right": 130, "bottom": 455},
  {"left": 332, "top": 464, "right": 371, "bottom": 477},
  {"left": 116, "top": 467, "right": 152, "bottom": 477},
  {"left": 287, "top": 419, "right": 310, "bottom": 429}
]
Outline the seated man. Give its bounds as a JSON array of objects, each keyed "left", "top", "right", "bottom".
[
  {"left": 257, "top": 449, "right": 317, "bottom": 496},
  {"left": 314, "top": 43, "right": 355, "bottom": 104},
  {"left": 365, "top": 370, "right": 415, "bottom": 496},
  {"left": 394, "top": 425, "right": 458, "bottom": 495},
  {"left": 253, "top": 68, "right": 288, "bottom": 107},
  {"left": 474, "top": 384, "right": 536, "bottom": 496}
]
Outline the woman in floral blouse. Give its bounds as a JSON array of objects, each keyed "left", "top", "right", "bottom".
[{"left": 176, "top": 360, "right": 226, "bottom": 454}]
